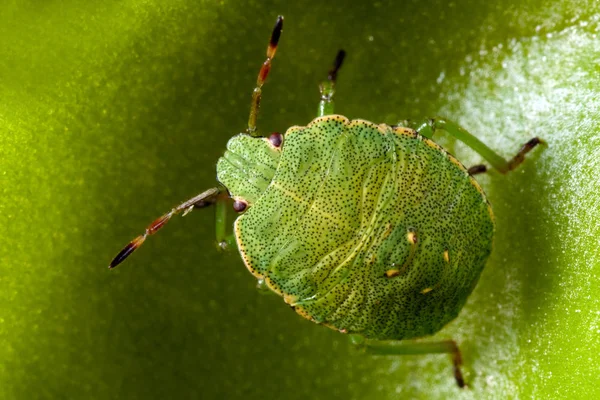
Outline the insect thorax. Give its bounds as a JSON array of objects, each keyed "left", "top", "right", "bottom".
[{"left": 217, "top": 134, "right": 281, "bottom": 205}]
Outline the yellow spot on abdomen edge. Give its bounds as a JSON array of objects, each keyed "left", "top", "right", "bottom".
[{"left": 385, "top": 269, "right": 401, "bottom": 278}]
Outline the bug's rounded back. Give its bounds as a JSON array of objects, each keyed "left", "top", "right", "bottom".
[{"left": 234, "top": 115, "right": 494, "bottom": 340}]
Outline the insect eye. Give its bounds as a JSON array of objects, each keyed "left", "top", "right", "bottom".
[
  {"left": 268, "top": 132, "right": 283, "bottom": 148},
  {"left": 233, "top": 199, "right": 248, "bottom": 213}
]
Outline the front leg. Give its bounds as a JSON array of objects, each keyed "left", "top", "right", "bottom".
[
  {"left": 317, "top": 50, "right": 346, "bottom": 117},
  {"left": 213, "top": 191, "right": 238, "bottom": 251}
]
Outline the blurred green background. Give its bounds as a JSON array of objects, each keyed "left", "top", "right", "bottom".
[{"left": 1, "top": 0, "right": 599, "bottom": 399}]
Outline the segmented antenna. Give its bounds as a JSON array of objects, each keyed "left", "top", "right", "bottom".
[
  {"left": 109, "top": 188, "right": 221, "bottom": 269},
  {"left": 247, "top": 16, "right": 284, "bottom": 135}
]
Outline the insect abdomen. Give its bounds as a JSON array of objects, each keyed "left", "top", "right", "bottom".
[{"left": 236, "top": 116, "right": 494, "bottom": 340}]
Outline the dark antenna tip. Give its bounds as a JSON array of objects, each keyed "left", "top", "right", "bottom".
[
  {"left": 270, "top": 16, "right": 284, "bottom": 48},
  {"left": 328, "top": 49, "right": 346, "bottom": 82},
  {"left": 108, "top": 234, "right": 146, "bottom": 269}
]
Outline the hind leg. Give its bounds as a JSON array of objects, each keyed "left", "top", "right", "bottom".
[{"left": 350, "top": 334, "right": 465, "bottom": 388}]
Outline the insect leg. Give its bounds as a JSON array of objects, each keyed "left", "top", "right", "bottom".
[
  {"left": 247, "top": 16, "right": 284, "bottom": 136},
  {"left": 215, "top": 194, "right": 237, "bottom": 251},
  {"left": 467, "top": 164, "right": 487, "bottom": 176},
  {"left": 108, "top": 187, "right": 224, "bottom": 269},
  {"left": 318, "top": 50, "right": 346, "bottom": 117},
  {"left": 412, "top": 118, "right": 545, "bottom": 174},
  {"left": 350, "top": 335, "right": 466, "bottom": 388}
]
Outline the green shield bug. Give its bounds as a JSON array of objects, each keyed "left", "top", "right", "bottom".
[{"left": 109, "top": 16, "right": 543, "bottom": 388}]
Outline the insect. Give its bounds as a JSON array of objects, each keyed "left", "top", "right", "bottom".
[{"left": 109, "top": 16, "right": 543, "bottom": 387}]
